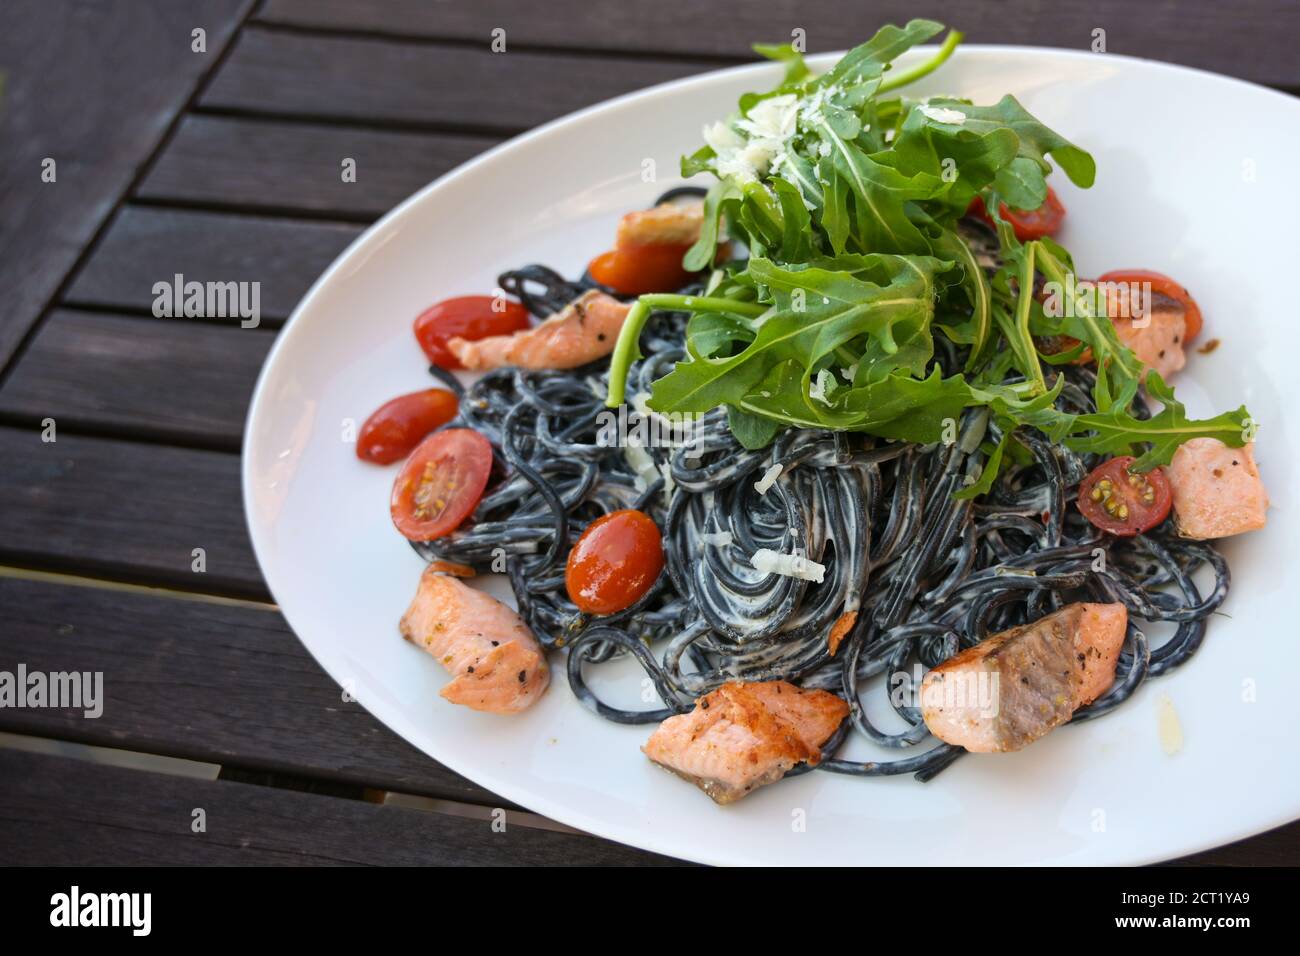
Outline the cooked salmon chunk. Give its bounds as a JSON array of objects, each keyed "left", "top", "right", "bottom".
[
  {"left": 1110, "top": 290, "right": 1187, "bottom": 381},
  {"left": 446, "top": 290, "right": 630, "bottom": 371},
  {"left": 400, "top": 568, "right": 549, "bottom": 714},
  {"left": 615, "top": 199, "right": 705, "bottom": 249},
  {"left": 920, "top": 603, "right": 1127, "bottom": 753},
  {"left": 642, "top": 680, "right": 848, "bottom": 804},
  {"left": 1166, "top": 438, "right": 1268, "bottom": 539}
]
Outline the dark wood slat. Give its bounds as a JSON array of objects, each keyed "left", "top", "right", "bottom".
[
  {"left": 0, "top": 749, "right": 680, "bottom": 865},
  {"left": 0, "top": 0, "right": 252, "bottom": 369},
  {"left": 1169, "top": 822, "right": 1300, "bottom": 866},
  {"left": 256, "top": 0, "right": 1300, "bottom": 89},
  {"left": 0, "top": 578, "right": 508, "bottom": 805},
  {"left": 0, "top": 310, "right": 271, "bottom": 449},
  {"left": 0, "top": 427, "right": 264, "bottom": 598},
  {"left": 200, "top": 26, "right": 716, "bottom": 131},
  {"left": 64, "top": 206, "right": 362, "bottom": 323},
  {"left": 138, "top": 115, "right": 499, "bottom": 219}
]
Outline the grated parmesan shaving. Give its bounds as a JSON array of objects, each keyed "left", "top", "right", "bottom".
[
  {"left": 808, "top": 368, "right": 834, "bottom": 405},
  {"left": 751, "top": 548, "right": 825, "bottom": 583},
  {"left": 700, "top": 531, "right": 733, "bottom": 547},
  {"left": 623, "top": 439, "right": 659, "bottom": 492},
  {"left": 918, "top": 105, "right": 967, "bottom": 125},
  {"left": 754, "top": 463, "right": 783, "bottom": 494}
]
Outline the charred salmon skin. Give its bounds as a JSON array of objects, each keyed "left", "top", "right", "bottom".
[{"left": 920, "top": 602, "right": 1127, "bottom": 753}]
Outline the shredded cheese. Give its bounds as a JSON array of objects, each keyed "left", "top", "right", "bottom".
[
  {"left": 751, "top": 548, "right": 826, "bottom": 583},
  {"left": 623, "top": 439, "right": 659, "bottom": 492},
  {"left": 918, "top": 105, "right": 966, "bottom": 125},
  {"left": 754, "top": 463, "right": 783, "bottom": 494},
  {"left": 700, "top": 531, "right": 733, "bottom": 547},
  {"left": 808, "top": 368, "right": 834, "bottom": 405}
]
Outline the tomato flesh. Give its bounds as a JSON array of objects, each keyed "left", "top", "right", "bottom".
[
  {"left": 587, "top": 242, "right": 695, "bottom": 296},
  {"left": 357, "top": 388, "right": 459, "bottom": 465},
  {"left": 565, "top": 509, "right": 665, "bottom": 615},
  {"left": 1097, "top": 269, "right": 1202, "bottom": 343},
  {"left": 969, "top": 185, "right": 1066, "bottom": 240},
  {"left": 391, "top": 429, "right": 493, "bottom": 541},
  {"left": 415, "top": 296, "right": 532, "bottom": 369},
  {"left": 1077, "top": 456, "right": 1172, "bottom": 537}
]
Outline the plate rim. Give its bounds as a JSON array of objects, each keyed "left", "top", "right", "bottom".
[{"left": 242, "top": 44, "right": 1300, "bottom": 866}]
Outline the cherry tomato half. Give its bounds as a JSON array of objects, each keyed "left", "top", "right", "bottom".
[
  {"left": 565, "top": 509, "right": 665, "bottom": 615},
  {"left": 1077, "top": 456, "right": 1173, "bottom": 537},
  {"left": 587, "top": 242, "right": 696, "bottom": 296},
  {"left": 969, "top": 185, "right": 1067, "bottom": 241},
  {"left": 415, "top": 296, "right": 532, "bottom": 369},
  {"left": 356, "top": 388, "right": 459, "bottom": 465},
  {"left": 1097, "top": 269, "right": 1203, "bottom": 343},
  {"left": 391, "top": 429, "right": 493, "bottom": 541}
]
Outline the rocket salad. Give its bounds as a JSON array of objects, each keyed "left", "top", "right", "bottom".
[{"left": 604, "top": 18, "right": 1252, "bottom": 484}]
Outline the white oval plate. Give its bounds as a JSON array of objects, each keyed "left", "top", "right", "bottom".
[{"left": 244, "top": 46, "right": 1300, "bottom": 866}]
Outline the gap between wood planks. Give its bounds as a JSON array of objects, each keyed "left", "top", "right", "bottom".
[
  {"left": 0, "top": 565, "right": 278, "bottom": 612},
  {"left": 0, "top": 0, "right": 263, "bottom": 395},
  {"left": 130, "top": 191, "right": 383, "bottom": 227},
  {"left": 244, "top": 17, "right": 752, "bottom": 68},
  {"left": 0, "top": 408, "right": 249, "bottom": 456},
  {"left": 0, "top": 731, "right": 576, "bottom": 834}
]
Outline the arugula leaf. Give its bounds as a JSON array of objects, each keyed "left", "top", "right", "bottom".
[
  {"left": 931, "top": 94, "right": 1097, "bottom": 188},
  {"left": 953, "top": 430, "right": 1015, "bottom": 500},
  {"left": 649, "top": 254, "right": 944, "bottom": 415},
  {"left": 1066, "top": 370, "right": 1252, "bottom": 470},
  {"left": 738, "top": 360, "right": 976, "bottom": 440},
  {"left": 819, "top": 19, "right": 944, "bottom": 95},
  {"left": 597, "top": 20, "right": 1255, "bottom": 490},
  {"left": 728, "top": 406, "right": 783, "bottom": 449},
  {"left": 926, "top": 227, "right": 992, "bottom": 364},
  {"left": 684, "top": 178, "right": 741, "bottom": 271},
  {"left": 887, "top": 106, "right": 1020, "bottom": 211},
  {"left": 753, "top": 42, "right": 811, "bottom": 86}
]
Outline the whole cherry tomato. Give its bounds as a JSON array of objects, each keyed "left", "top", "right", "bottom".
[
  {"left": 565, "top": 509, "right": 665, "bottom": 615},
  {"left": 357, "top": 388, "right": 459, "bottom": 465}
]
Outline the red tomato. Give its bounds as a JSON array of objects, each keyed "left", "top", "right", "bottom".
[
  {"left": 391, "top": 429, "right": 493, "bottom": 541},
  {"left": 968, "top": 185, "right": 1066, "bottom": 240},
  {"left": 565, "top": 509, "right": 665, "bottom": 615},
  {"left": 1077, "top": 456, "right": 1173, "bottom": 537},
  {"left": 587, "top": 242, "right": 695, "bottom": 296},
  {"left": 1097, "top": 269, "right": 1203, "bottom": 343},
  {"left": 356, "top": 389, "right": 459, "bottom": 465},
  {"left": 414, "top": 296, "right": 532, "bottom": 369}
]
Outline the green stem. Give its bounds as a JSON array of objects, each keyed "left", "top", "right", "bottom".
[
  {"left": 605, "top": 295, "right": 766, "bottom": 408},
  {"left": 638, "top": 294, "right": 766, "bottom": 316},
  {"left": 1035, "top": 245, "right": 1143, "bottom": 385},
  {"left": 1015, "top": 242, "right": 1047, "bottom": 395},
  {"left": 877, "top": 30, "right": 963, "bottom": 94}
]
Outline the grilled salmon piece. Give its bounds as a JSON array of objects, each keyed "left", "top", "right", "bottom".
[
  {"left": 400, "top": 568, "right": 549, "bottom": 714},
  {"left": 1166, "top": 438, "right": 1268, "bottom": 539},
  {"left": 920, "top": 603, "right": 1127, "bottom": 753},
  {"left": 615, "top": 199, "right": 705, "bottom": 249},
  {"left": 642, "top": 680, "right": 848, "bottom": 804},
  {"left": 1111, "top": 292, "right": 1187, "bottom": 381},
  {"left": 446, "top": 290, "right": 630, "bottom": 371}
]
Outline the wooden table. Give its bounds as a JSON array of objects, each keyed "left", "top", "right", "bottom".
[{"left": 1, "top": 0, "right": 1296, "bottom": 866}]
